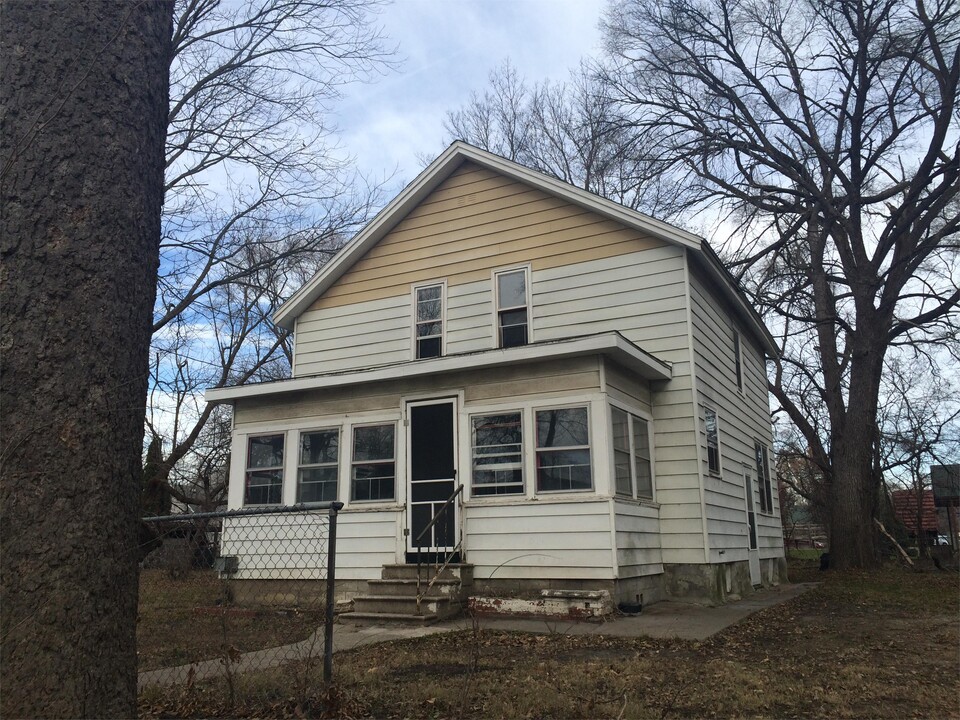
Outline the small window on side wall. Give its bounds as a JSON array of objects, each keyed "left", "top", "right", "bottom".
[
  {"left": 755, "top": 441, "right": 773, "bottom": 513},
  {"left": 245, "top": 434, "right": 284, "bottom": 505},
  {"left": 705, "top": 407, "right": 721, "bottom": 475},
  {"left": 733, "top": 330, "right": 743, "bottom": 391},
  {"left": 536, "top": 407, "right": 591, "bottom": 491},
  {"left": 495, "top": 268, "right": 529, "bottom": 348},
  {"left": 415, "top": 284, "right": 443, "bottom": 359},
  {"left": 351, "top": 424, "right": 396, "bottom": 502}
]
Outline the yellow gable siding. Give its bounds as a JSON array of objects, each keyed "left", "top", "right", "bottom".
[{"left": 308, "top": 162, "right": 667, "bottom": 311}]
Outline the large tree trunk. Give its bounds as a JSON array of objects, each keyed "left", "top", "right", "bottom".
[
  {"left": 827, "top": 331, "right": 886, "bottom": 570},
  {"left": 0, "top": 2, "right": 171, "bottom": 716}
]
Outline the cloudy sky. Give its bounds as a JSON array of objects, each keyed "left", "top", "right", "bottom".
[{"left": 333, "top": 0, "right": 608, "bottom": 190}]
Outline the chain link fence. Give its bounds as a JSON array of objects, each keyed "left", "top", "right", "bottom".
[{"left": 137, "top": 502, "right": 342, "bottom": 716}]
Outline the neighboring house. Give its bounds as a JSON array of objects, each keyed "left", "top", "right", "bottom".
[
  {"left": 206, "top": 142, "right": 787, "bottom": 606},
  {"left": 891, "top": 488, "right": 958, "bottom": 546}
]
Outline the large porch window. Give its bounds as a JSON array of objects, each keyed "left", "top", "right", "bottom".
[
  {"left": 298, "top": 429, "right": 339, "bottom": 503},
  {"left": 535, "top": 406, "right": 592, "bottom": 491},
  {"left": 351, "top": 423, "right": 396, "bottom": 502},
  {"left": 244, "top": 434, "right": 284, "bottom": 506},
  {"left": 471, "top": 413, "right": 524, "bottom": 496}
]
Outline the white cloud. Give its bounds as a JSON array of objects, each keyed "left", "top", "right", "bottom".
[{"left": 335, "top": 0, "right": 607, "bottom": 183}]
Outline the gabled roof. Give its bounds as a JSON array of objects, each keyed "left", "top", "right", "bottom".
[{"left": 275, "top": 141, "right": 777, "bottom": 356}]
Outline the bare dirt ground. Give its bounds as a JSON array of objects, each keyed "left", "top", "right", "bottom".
[{"left": 140, "top": 562, "right": 960, "bottom": 719}]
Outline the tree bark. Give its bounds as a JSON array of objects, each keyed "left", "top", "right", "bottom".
[
  {"left": 827, "top": 326, "right": 887, "bottom": 569},
  {"left": 0, "top": 2, "right": 172, "bottom": 716}
]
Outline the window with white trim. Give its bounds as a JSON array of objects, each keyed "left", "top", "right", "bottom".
[
  {"left": 415, "top": 284, "right": 443, "bottom": 359},
  {"left": 245, "top": 434, "right": 284, "bottom": 505},
  {"left": 471, "top": 413, "right": 524, "bottom": 496},
  {"left": 536, "top": 406, "right": 591, "bottom": 491},
  {"left": 755, "top": 441, "right": 773, "bottom": 513},
  {"left": 351, "top": 424, "right": 396, "bottom": 501},
  {"left": 612, "top": 407, "right": 653, "bottom": 499},
  {"left": 495, "top": 268, "right": 529, "bottom": 348},
  {"left": 705, "top": 407, "right": 721, "bottom": 474},
  {"left": 733, "top": 330, "right": 743, "bottom": 391},
  {"left": 298, "top": 429, "right": 339, "bottom": 503}
]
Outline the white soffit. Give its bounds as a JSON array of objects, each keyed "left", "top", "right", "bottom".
[{"left": 205, "top": 333, "right": 672, "bottom": 404}]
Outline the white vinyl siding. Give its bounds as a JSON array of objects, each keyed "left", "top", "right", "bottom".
[
  {"left": 688, "top": 264, "right": 783, "bottom": 562},
  {"left": 462, "top": 498, "right": 614, "bottom": 581},
  {"left": 614, "top": 501, "right": 663, "bottom": 580}
]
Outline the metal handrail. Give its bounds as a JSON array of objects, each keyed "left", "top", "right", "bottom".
[{"left": 414, "top": 484, "right": 464, "bottom": 614}]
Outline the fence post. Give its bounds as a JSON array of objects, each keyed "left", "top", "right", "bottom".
[{"left": 323, "top": 501, "right": 343, "bottom": 683}]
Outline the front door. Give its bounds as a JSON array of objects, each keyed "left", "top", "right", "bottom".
[
  {"left": 406, "top": 399, "right": 458, "bottom": 561},
  {"left": 744, "top": 464, "right": 761, "bottom": 586}
]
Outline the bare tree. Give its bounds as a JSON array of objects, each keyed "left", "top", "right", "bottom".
[
  {"left": 444, "top": 61, "right": 680, "bottom": 213},
  {"left": 148, "top": 0, "right": 393, "bottom": 497},
  {"left": 0, "top": 1, "right": 172, "bottom": 715},
  {"left": 879, "top": 355, "right": 960, "bottom": 555},
  {"left": 601, "top": 0, "right": 959, "bottom": 568}
]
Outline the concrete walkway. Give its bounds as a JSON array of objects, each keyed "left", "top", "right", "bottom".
[{"left": 138, "top": 583, "right": 816, "bottom": 689}]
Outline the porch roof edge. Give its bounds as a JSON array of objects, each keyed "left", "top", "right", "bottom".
[{"left": 205, "top": 332, "right": 672, "bottom": 404}]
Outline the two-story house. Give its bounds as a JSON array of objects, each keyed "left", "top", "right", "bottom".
[{"left": 206, "top": 141, "right": 787, "bottom": 612}]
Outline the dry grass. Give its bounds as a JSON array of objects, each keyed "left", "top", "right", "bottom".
[
  {"left": 137, "top": 569, "right": 324, "bottom": 672},
  {"left": 140, "top": 564, "right": 960, "bottom": 719}
]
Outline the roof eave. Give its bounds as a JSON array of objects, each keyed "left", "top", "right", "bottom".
[{"left": 205, "top": 332, "right": 672, "bottom": 405}]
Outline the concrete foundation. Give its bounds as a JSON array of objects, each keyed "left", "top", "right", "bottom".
[
  {"left": 471, "top": 577, "right": 616, "bottom": 598},
  {"left": 469, "top": 589, "right": 614, "bottom": 620},
  {"left": 614, "top": 573, "right": 665, "bottom": 607},
  {"left": 663, "top": 561, "right": 754, "bottom": 606}
]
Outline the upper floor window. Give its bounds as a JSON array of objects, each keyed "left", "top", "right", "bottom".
[
  {"left": 245, "top": 434, "right": 284, "bottom": 505},
  {"left": 612, "top": 407, "right": 653, "bottom": 499},
  {"left": 733, "top": 330, "right": 743, "bottom": 391},
  {"left": 705, "top": 407, "right": 721, "bottom": 475},
  {"left": 351, "top": 423, "right": 396, "bottom": 502},
  {"left": 298, "top": 429, "right": 339, "bottom": 503},
  {"left": 536, "top": 406, "right": 591, "bottom": 492},
  {"left": 471, "top": 412, "right": 524, "bottom": 496},
  {"left": 415, "top": 284, "right": 443, "bottom": 359},
  {"left": 495, "top": 268, "right": 529, "bottom": 348}
]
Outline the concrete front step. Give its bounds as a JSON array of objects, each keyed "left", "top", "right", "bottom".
[
  {"left": 339, "top": 563, "right": 474, "bottom": 626},
  {"left": 367, "top": 578, "right": 462, "bottom": 598},
  {"left": 381, "top": 563, "right": 474, "bottom": 585}
]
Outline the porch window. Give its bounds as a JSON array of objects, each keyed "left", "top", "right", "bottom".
[
  {"left": 415, "top": 284, "right": 443, "bottom": 359},
  {"left": 298, "top": 429, "right": 339, "bottom": 503},
  {"left": 245, "top": 434, "right": 284, "bottom": 505},
  {"left": 471, "top": 413, "right": 524, "bottom": 496},
  {"left": 705, "top": 407, "right": 721, "bottom": 474},
  {"left": 755, "top": 441, "right": 773, "bottom": 513},
  {"left": 495, "top": 268, "right": 529, "bottom": 348},
  {"left": 351, "top": 424, "right": 396, "bottom": 501},
  {"left": 536, "top": 407, "right": 591, "bottom": 491},
  {"left": 612, "top": 407, "right": 653, "bottom": 499}
]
